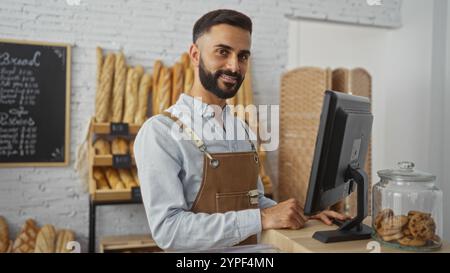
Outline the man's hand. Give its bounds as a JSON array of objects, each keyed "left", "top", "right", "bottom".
[
  {"left": 311, "top": 210, "right": 351, "bottom": 225},
  {"left": 260, "top": 198, "right": 308, "bottom": 230}
]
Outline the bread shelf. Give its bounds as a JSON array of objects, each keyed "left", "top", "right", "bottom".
[
  {"left": 91, "top": 154, "right": 136, "bottom": 166},
  {"left": 91, "top": 121, "right": 141, "bottom": 135},
  {"left": 88, "top": 118, "right": 141, "bottom": 203}
]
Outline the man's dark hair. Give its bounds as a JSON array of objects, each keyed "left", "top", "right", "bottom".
[{"left": 193, "top": 9, "right": 252, "bottom": 43}]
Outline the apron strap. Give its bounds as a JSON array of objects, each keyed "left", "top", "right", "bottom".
[
  {"left": 161, "top": 111, "right": 214, "bottom": 160},
  {"left": 161, "top": 111, "right": 259, "bottom": 163}
]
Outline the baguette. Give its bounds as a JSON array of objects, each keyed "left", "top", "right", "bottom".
[
  {"left": 105, "top": 168, "right": 126, "bottom": 189},
  {"left": 184, "top": 67, "right": 194, "bottom": 96},
  {"left": 152, "top": 60, "right": 163, "bottom": 115},
  {"left": 171, "top": 63, "right": 184, "bottom": 105},
  {"left": 0, "top": 216, "right": 9, "bottom": 253},
  {"left": 243, "top": 63, "right": 254, "bottom": 107},
  {"left": 131, "top": 167, "right": 139, "bottom": 186},
  {"left": 6, "top": 240, "right": 13, "bottom": 253},
  {"left": 118, "top": 169, "right": 138, "bottom": 189},
  {"left": 34, "top": 224, "right": 56, "bottom": 253},
  {"left": 180, "top": 52, "right": 190, "bottom": 70},
  {"left": 12, "top": 219, "right": 39, "bottom": 253},
  {"left": 95, "top": 53, "right": 115, "bottom": 122},
  {"left": 93, "top": 167, "right": 110, "bottom": 190},
  {"left": 123, "top": 68, "right": 140, "bottom": 124},
  {"left": 96, "top": 47, "right": 103, "bottom": 90},
  {"left": 111, "top": 52, "right": 127, "bottom": 122},
  {"left": 129, "top": 139, "right": 135, "bottom": 157},
  {"left": 156, "top": 67, "right": 172, "bottom": 115},
  {"left": 93, "top": 138, "right": 111, "bottom": 155},
  {"left": 135, "top": 65, "right": 144, "bottom": 78},
  {"left": 55, "top": 229, "right": 75, "bottom": 253},
  {"left": 111, "top": 137, "right": 129, "bottom": 154},
  {"left": 135, "top": 73, "right": 152, "bottom": 125}
]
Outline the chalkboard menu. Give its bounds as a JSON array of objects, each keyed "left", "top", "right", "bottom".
[{"left": 0, "top": 39, "right": 71, "bottom": 166}]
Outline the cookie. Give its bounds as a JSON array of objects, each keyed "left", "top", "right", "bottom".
[
  {"left": 408, "top": 214, "right": 435, "bottom": 240},
  {"left": 382, "top": 232, "right": 404, "bottom": 242},
  {"left": 403, "top": 227, "right": 411, "bottom": 236},
  {"left": 408, "top": 210, "right": 431, "bottom": 217},
  {"left": 375, "top": 209, "right": 394, "bottom": 230},
  {"left": 381, "top": 215, "right": 409, "bottom": 230},
  {"left": 377, "top": 227, "right": 402, "bottom": 237},
  {"left": 398, "top": 236, "right": 426, "bottom": 247}
]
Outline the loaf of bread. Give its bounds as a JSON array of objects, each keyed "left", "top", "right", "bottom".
[
  {"left": 156, "top": 67, "right": 172, "bottom": 115},
  {"left": 6, "top": 240, "right": 13, "bottom": 253},
  {"left": 236, "top": 84, "right": 246, "bottom": 121},
  {"left": 135, "top": 65, "right": 144, "bottom": 78},
  {"left": 111, "top": 137, "right": 129, "bottom": 154},
  {"left": 123, "top": 68, "right": 140, "bottom": 124},
  {"left": 184, "top": 66, "right": 194, "bottom": 96},
  {"left": 34, "top": 224, "right": 56, "bottom": 253},
  {"left": 243, "top": 63, "right": 254, "bottom": 106},
  {"left": 0, "top": 216, "right": 9, "bottom": 253},
  {"left": 111, "top": 52, "right": 127, "bottom": 123},
  {"left": 118, "top": 169, "right": 138, "bottom": 189},
  {"left": 93, "top": 138, "right": 111, "bottom": 155},
  {"left": 95, "top": 53, "right": 115, "bottom": 123},
  {"left": 12, "top": 219, "right": 39, "bottom": 253},
  {"left": 96, "top": 47, "right": 103, "bottom": 90},
  {"left": 105, "top": 168, "right": 126, "bottom": 189},
  {"left": 135, "top": 73, "right": 152, "bottom": 125},
  {"left": 93, "top": 167, "right": 110, "bottom": 190},
  {"left": 172, "top": 63, "right": 184, "bottom": 105},
  {"left": 55, "top": 229, "right": 75, "bottom": 253},
  {"left": 129, "top": 139, "right": 135, "bottom": 157},
  {"left": 152, "top": 60, "right": 163, "bottom": 116},
  {"left": 180, "top": 52, "right": 190, "bottom": 70},
  {"left": 131, "top": 167, "right": 139, "bottom": 186}
]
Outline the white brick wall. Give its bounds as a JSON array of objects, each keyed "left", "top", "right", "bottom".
[{"left": 0, "top": 0, "right": 402, "bottom": 252}]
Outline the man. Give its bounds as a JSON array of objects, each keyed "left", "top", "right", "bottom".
[{"left": 134, "top": 9, "right": 348, "bottom": 251}]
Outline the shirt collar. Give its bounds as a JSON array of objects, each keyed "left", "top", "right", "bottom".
[{"left": 177, "top": 93, "right": 231, "bottom": 119}]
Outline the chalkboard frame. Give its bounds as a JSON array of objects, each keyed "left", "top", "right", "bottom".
[{"left": 0, "top": 38, "right": 71, "bottom": 167}]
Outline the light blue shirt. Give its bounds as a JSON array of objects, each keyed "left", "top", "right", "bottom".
[{"left": 134, "top": 93, "right": 277, "bottom": 250}]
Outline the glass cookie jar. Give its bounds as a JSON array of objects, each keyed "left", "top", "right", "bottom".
[{"left": 372, "top": 161, "right": 443, "bottom": 251}]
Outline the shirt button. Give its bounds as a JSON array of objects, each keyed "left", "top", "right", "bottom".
[{"left": 204, "top": 112, "right": 214, "bottom": 118}]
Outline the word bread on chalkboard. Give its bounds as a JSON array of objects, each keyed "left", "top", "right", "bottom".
[{"left": 0, "top": 39, "right": 71, "bottom": 166}]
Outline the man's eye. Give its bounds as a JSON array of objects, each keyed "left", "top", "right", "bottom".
[
  {"left": 219, "top": 49, "right": 228, "bottom": 56},
  {"left": 239, "top": 55, "right": 249, "bottom": 61}
]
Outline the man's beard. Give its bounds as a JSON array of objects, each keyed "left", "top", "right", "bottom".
[{"left": 198, "top": 57, "right": 244, "bottom": 100}]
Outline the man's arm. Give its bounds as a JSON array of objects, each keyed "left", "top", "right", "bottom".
[
  {"left": 257, "top": 176, "right": 277, "bottom": 209},
  {"left": 134, "top": 116, "right": 261, "bottom": 251}
]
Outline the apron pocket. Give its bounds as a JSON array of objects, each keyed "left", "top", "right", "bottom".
[{"left": 215, "top": 191, "right": 253, "bottom": 213}]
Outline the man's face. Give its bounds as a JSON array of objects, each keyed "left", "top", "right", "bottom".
[{"left": 195, "top": 24, "right": 251, "bottom": 99}]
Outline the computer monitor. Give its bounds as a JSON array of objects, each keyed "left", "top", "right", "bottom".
[{"left": 304, "top": 90, "right": 373, "bottom": 243}]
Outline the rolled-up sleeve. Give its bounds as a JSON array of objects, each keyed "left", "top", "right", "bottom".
[
  {"left": 257, "top": 176, "right": 277, "bottom": 209},
  {"left": 134, "top": 116, "right": 262, "bottom": 251}
]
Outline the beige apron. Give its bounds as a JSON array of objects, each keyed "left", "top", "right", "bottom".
[{"left": 162, "top": 112, "right": 260, "bottom": 245}]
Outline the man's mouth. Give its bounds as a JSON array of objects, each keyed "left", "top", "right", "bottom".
[{"left": 219, "top": 74, "right": 238, "bottom": 84}]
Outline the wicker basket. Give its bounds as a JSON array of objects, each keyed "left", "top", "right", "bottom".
[{"left": 278, "top": 67, "right": 332, "bottom": 207}]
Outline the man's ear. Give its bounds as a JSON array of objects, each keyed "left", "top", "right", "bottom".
[{"left": 189, "top": 43, "right": 200, "bottom": 68}]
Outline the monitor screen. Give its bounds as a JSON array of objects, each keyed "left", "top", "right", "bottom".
[{"left": 304, "top": 90, "right": 373, "bottom": 216}]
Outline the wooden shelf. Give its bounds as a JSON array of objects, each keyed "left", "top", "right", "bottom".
[
  {"left": 99, "top": 234, "right": 161, "bottom": 253},
  {"left": 91, "top": 121, "right": 141, "bottom": 135},
  {"left": 91, "top": 154, "right": 136, "bottom": 166}
]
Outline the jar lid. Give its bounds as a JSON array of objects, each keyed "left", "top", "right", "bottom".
[{"left": 377, "top": 161, "right": 436, "bottom": 182}]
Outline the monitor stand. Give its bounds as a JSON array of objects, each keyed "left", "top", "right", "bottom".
[{"left": 312, "top": 166, "right": 373, "bottom": 243}]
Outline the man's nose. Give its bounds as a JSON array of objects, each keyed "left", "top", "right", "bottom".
[{"left": 225, "top": 55, "right": 240, "bottom": 74}]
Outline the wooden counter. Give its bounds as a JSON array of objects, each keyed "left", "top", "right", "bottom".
[{"left": 261, "top": 218, "right": 450, "bottom": 253}]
